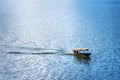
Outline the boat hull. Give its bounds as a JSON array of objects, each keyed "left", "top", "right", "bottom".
[{"left": 73, "top": 53, "right": 91, "bottom": 58}]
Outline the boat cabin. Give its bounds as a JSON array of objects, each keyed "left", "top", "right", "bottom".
[{"left": 73, "top": 48, "right": 91, "bottom": 58}]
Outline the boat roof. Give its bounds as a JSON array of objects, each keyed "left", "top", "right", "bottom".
[{"left": 73, "top": 48, "right": 89, "bottom": 51}]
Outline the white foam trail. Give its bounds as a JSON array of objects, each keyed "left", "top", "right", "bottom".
[
  {"left": 40, "top": 50, "right": 58, "bottom": 54},
  {"left": 61, "top": 51, "right": 74, "bottom": 55}
]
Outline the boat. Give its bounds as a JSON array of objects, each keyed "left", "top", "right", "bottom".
[{"left": 73, "top": 48, "right": 91, "bottom": 58}]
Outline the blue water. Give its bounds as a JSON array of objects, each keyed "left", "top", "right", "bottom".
[{"left": 0, "top": 0, "right": 120, "bottom": 80}]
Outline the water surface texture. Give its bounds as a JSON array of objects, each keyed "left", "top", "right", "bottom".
[{"left": 0, "top": 0, "right": 120, "bottom": 80}]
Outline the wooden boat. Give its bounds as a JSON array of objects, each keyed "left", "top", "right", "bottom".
[{"left": 73, "top": 48, "right": 91, "bottom": 58}]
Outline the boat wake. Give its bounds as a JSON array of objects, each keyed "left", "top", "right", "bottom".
[
  {"left": 0, "top": 45, "right": 76, "bottom": 55},
  {"left": 3, "top": 46, "right": 65, "bottom": 55}
]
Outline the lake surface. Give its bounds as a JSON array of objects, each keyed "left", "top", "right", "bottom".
[{"left": 0, "top": 0, "right": 120, "bottom": 80}]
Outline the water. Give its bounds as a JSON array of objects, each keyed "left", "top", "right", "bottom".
[{"left": 0, "top": 0, "right": 120, "bottom": 80}]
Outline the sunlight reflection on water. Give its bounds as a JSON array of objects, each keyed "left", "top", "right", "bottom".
[{"left": 0, "top": 0, "right": 120, "bottom": 80}]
